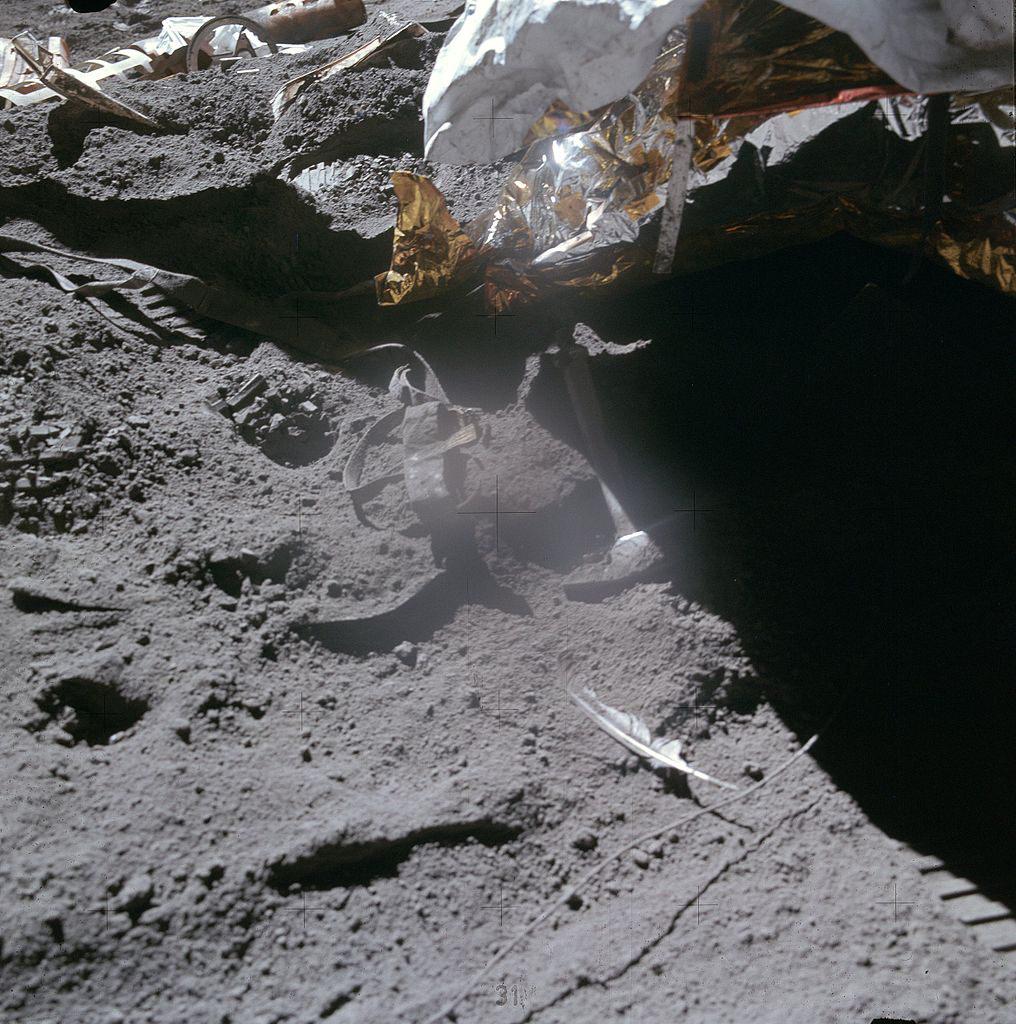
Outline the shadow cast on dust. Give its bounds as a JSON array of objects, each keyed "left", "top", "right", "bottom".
[{"left": 534, "top": 235, "right": 1016, "bottom": 911}]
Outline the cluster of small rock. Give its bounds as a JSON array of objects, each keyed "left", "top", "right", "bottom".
[
  {"left": 207, "top": 372, "right": 326, "bottom": 460},
  {"left": 0, "top": 418, "right": 92, "bottom": 533},
  {"left": 0, "top": 412, "right": 197, "bottom": 534}
]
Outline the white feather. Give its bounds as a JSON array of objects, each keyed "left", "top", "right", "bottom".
[{"left": 568, "top": 682, "right": 737, "bottom": 790}]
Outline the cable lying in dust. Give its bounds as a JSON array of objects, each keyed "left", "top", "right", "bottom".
[
  {"left": 518, "top": 795, "right": 827, "bottom": 1022},
  {"left": 417, "top": 732, "right": 821, "bottom": 1023}
]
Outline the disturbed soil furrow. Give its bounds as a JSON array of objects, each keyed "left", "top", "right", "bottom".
[{"left": 268, "top": 820, "right": 524, "bottom": 892}]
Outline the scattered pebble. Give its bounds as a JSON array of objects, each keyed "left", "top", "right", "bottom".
[
  {"left": 113, "top": 872, "right": 154, "bottom": 916},
  {"left": 631, "top": 848, "right": 651, "bottom": 869}
]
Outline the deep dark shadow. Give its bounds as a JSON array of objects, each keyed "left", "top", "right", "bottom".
[
  {"left": 267, "top": 820, "right": 521, "bottom": 892},
  {"left": 299, "top": 557, "right": 532, "bottom": 655},
  {"left": 539, "top": 234, "right": 1016, "bottom": 911},
  {"left": 35, "top": 678, "right": 148, "bottom": 746},
  {"left": 0, "top": 177, "right": 392, "bottom": 300}
]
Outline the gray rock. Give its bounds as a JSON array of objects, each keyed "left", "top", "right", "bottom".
[
  {"left": 393, "top": 641, "right": 417, "bottom": 667},
  {"left": 113, "top": 872, "right": 154, "bottom": 916}
]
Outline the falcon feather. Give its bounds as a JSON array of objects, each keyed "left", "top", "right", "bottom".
[{"left": 568, "top": 682, "right": 737, "bottom": 790}]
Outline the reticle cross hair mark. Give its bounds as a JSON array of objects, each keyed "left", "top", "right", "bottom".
[
  {"left": 876, "top": 881, "right": 915, "bottom": 922},
  {"left": 473, "top": 97, "right": 513, "bottom": 154}
]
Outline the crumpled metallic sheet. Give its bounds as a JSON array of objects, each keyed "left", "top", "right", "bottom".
[
  {"left": 640, "top": 76, "right": 1012, "bottom": 295},
  {"left": 377, "top": 9, "right": 1014, "bottom": 307},
  {"left": 377, "top": 42, "right": 688, "bottom": 307},
  {"left": 1, "top": 36, "right": 67, "bottom": 90},
  {"left": 376, "top": 173, "right": 480, "bottom": 305},
  {"left": 1, "top": 17, "right": 308, "bottom": 110},
  {"left": 587, "top": 90, "right": 1015, "bottom": 298},
  {"left": 931, "top": 210, "right": 1015, "bottom": 296},
  {"left": 522, "top": 98, "right": 595, "bottom": 147},
  {"left": 674, "top": 0, "right": 900, "bottom": 118}
]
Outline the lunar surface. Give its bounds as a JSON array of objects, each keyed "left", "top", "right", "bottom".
[{"left": 1, "top": 3, "right": 1013, "bottom": 1022}]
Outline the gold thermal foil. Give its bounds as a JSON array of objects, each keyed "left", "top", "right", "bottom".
[
  {"left": 377, "top": 2, "right": 1014, "bottom": 309},
  {"left": 375, "top": 172, "right": 480, "bottom": 306},
  {"left": 931, "top": 217, "right": 1016, "bottom": 295},
  {"left": 674, "top": 0, "right": 900, "bottom": 118}
]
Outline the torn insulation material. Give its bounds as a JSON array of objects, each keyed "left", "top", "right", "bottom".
[
  {"left": 379, "top": 17, "right": 1015, "bottom": 309},
  {"left": 8, "top": 35, "right": 163, "bottom": 129},
  {"left": 423, "top": 0, "right": 1014, "bottom": 164},
  {"left": 376, "top": 174, "right": 482, "bottom": 306}
]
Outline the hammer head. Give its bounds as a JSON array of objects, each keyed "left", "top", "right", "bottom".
[{"left": 563, "top": 527, "right": 668, "bottom": 601}]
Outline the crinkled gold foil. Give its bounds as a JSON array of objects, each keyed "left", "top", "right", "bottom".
[
  {"left": 674, "top": 0, "right": 900, "bottom": 118},
  {"left": 377, "top": 3, "right": 1014, "bottom": 309},
  {"left": 522, "top": 98, "right": 593, "bottom": 146},
  {"left": 931, "top": 216, "right": 1016, "bottom": 295},
  {"left": 376, "top": 172, "right": 479, "bottom": 306}
]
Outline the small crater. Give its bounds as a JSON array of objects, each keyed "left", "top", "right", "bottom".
[
  {"left": 207, "top": 540, "right": 298, "bottom": 598},
  {"left": 33, "top": 677, "right": 148, "bottom": 746},
  {"left": 205, "top": 371, "right": 337, "bottom": 467}
]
